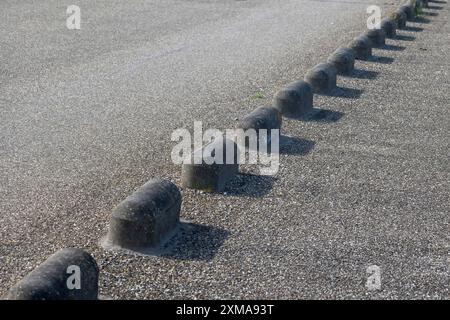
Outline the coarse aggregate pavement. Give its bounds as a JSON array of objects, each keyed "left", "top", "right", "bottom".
[{"left": 1, "top": 0, "right": 449, "bottom": 299}]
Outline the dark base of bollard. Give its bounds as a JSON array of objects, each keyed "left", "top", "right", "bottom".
[
  {"left": 327, "top": 47, "right": 356, "bottom": 75},
  {"left": 238, "top": 106, "right": 282, "bottom": 132},
  {"left": 349, "top": 35, "right": 373, "bottom": 60},
  {"left": 101, "top": 223, "right": 180, "bottom": 255},
  {"left": 182, "top": 162, "right": 239, "bottom": 193},
  {"left": 7, "top": 248, "right": 99, "bottom": 300}
]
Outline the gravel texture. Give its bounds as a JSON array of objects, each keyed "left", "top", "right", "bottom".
[{"left": 1, "top": 0, "right": 449, "bottom": 299}]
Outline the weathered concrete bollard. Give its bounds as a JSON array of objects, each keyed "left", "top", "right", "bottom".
[
  {"left": 7, "top": 248, "right": 99, "bottom": 300},
  {"left": 182, "top": 137, "right": 239, "bottom": 193},
  {"left": 237, "top": 106, "right": 281, "bottom": 152},
  {"left": 327, "top": 47, "right": 356, "bottom": 75},
  {"left": 238, "top": 106, "right": 282, "bottom": 141},
  {"left": 273, "top": 80, "right": 313, "bottom": 118},
  {"left": 391, "top": 10, "right": 407, "bottom": 29},
  {"left": 399, "top": 4, "right": 414, "bottom": 20},
  {"left": 364, "top": 28, "right": 386, "bottom": 47},
  {"left": 380, "top": 18, "right": 397, "bottom": 38},
  {"left": 348, "top": 35, "right": 372, "bottom": 60},
  {"left": 304, "top": 63, "right": 337, "bottom": 93},
  {"left": 106, "top": 179, "right": 181, "bottom": 250}
]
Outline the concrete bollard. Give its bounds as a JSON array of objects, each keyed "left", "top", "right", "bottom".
[
  {"left": 273, "top": 80, "right": 313, "bottom": 118},
  {"left": 304, "top": 63, "right": 337, "bottom": 93},
  {"left": 106, "top": 178, "right": 181, "bottom": 250},
  {"left": 380, "top": 18, "right": 397, "bottom": 38},
  {"left": 391, "top": 10, "right": 407, "bottom": 29},
  {"left": 182, "top": 136, "right": 239, "bottom": 193},
  {"left": 348, "top": 35, "right": 372, "bottom": 60},
  {"left": 399, "top": 4, "right": 414, "bottom": 20},
  {"left": 326, "top": 47, "right": 356, "bottom": 75},
  {"left": 7, "top": 248, "right": 99, "bottom": 300},
  {"left": 237, "top": 106, "right": 281, "bottom": 153},
  {"left": 364, "top": 28, "right": 386, "bottom": 47},
  {"left": 238, "top": 106, "right": 282, "bottom": 141}
]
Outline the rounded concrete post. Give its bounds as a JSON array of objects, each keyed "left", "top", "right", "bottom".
[
  {"left": 182, "top": 137, "right": 239, "bottom": 193},
  {"left": 364, "top": 28, "right": 386, "bottom": 47},
  {"left": 106, "top": 178, "right": 181, "bottom": 250},
  {"left": 391, "top": 10, "right": 407, "bottom": 29},
  {"left": 399, "top": 3, "right": 415, "bottom": 20},
  {"left": 304, "top": 63, "right": 337, "bottom": 93},
  {"left": 381, "top": 18, "right": 397, "bottom": 38},
  {"left": 348, "top": 35, "right": 373, "bottom": 60},
  {"left": 273, "top": 80, "right": 313, "bottom": 118},
  {"left": 7, "top": 248, "right": 99, "bottom": 300}
]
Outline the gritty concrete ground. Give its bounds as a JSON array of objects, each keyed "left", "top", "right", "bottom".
[{"left": 1, "top": 0, "right": 449, "bottom": 299}]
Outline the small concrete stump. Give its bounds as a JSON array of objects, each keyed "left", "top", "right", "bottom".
[
  {"left": 304, "top": 63, "right": 337, "bottom": 94},
  {"left": 327, "top": 47, "right": 356, "bottom": 75},
  {"left": 237, "top": 107, "right": 282, "bottom": 152},
  {"left": 182, "top": 137, "right": 239, "bottom": 193},
  {"left": 380, "top": 18, "right": 397, "bottom": 38},
  {"left": 7, "top": 248, "right": 99, "bottom": 300},
  {"left": 364, "top": 28, "right": 386, "bottom": 47},
  {"left": 106, "top": 178, "right": 181, "bottom": 250},
  {"left": 273, "top": 80, "right": 313, "bottom": 118},
  {"left": 391, "top": 10, "right": 407, "bottom": 29},
  {"left": 348, "top": 35, "right": 373, "bottom": 60},
  {"left": 238, "top": 106, "right": 282, "bottom": 141},
  {"left": 399, "top": 4, "right": 414, "bottom": 20}
]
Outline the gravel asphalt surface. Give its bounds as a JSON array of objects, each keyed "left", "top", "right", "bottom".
[{"left": 1, "top": 0, "right": 449, "bottom": 299}]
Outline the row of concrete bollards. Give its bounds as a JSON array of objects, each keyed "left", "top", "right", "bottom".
[{"left": 5, "top": 0, "right": 432, "bottom": 300}]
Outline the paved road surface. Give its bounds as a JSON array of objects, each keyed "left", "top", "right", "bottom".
[{"left": 1, "top": 0, "right": 449, "bottom": 299}]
